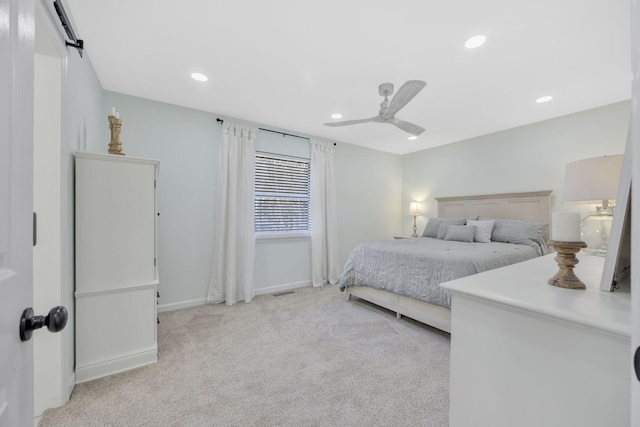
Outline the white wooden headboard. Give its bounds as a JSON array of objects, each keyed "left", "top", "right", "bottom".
[{"left": 436, "top": 190, "right": 553, "bottom": 241}]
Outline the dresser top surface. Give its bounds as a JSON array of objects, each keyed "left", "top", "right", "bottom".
[{"left": 441, "top": 253, "right": 631, "bottom": 338}]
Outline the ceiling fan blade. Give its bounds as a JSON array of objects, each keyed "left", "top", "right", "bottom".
[
  {"left": 383, "top": 80, "right": 427, "bottom": 118},
  {"left": 324, "top": 117, "right": 380, "bottom": 127},
  {"left": 391, "top": 118, "right": 425, "bottom": 136}
]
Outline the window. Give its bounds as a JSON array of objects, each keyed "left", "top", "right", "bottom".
[{"left": 255, "top": 153, "right": 310, "bottom": 236}]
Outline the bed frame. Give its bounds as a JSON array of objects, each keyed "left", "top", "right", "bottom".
[{"left": 345, "top": 190, "right": 552, "bottom": 333}]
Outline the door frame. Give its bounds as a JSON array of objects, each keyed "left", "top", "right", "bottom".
[
  {"left": 33, "top": 0, "right": 74, "bottom": 418},
  {"left": 34, "top": 0, "right": 76, "bottom": 416}
]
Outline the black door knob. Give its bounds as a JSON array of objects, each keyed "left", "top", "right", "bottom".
[{"left": 19, "top": 306, "right": 68, "bottom": 342}]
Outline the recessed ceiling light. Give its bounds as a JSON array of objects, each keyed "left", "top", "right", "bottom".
[
  {"left": 408, "top": 136, "right": 418, "bottom": 140},
  {"left": 331, "top": 113, "right": 342, "bottom": 119},
  {"left": 465, "top": 35, "right": 486, "bottom": 49},
  {"left": 191, "top": 72, "right": 208, "bottom": 82},
  {"left": 536, "top": 95, "right": 553, "bottom": 103}
]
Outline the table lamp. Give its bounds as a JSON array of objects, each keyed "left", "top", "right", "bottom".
[
  {"left": 562, "top": 154, "right": 623, "bottom": 256},
  {"left": 409, "top": 201, "right": 421, "bottom": 237}
]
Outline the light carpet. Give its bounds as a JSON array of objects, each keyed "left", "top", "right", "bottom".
[{"left": 39, "top": 285, "right": 450, "bottom": 426}]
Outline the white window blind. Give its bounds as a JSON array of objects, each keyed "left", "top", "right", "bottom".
[{"left": 255, "top": 153, "right": 310, "bottom": 234}]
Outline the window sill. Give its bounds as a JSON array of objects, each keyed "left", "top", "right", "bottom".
[{"left": 255, "top": 231, "right": 311, "bottom": 240}]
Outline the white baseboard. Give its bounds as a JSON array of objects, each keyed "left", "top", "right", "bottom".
[
  {"left": 76, "top": 347, "right": 157, "bottom": 384},
  {"left": 158, "top": 282, "right": 312, "bottom": 312},
  {"left": 158, "top": 298, "right": 207, "bottom": 313}
]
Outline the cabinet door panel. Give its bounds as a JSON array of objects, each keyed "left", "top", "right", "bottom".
[
  {"left": 75, "top": 287, "right": 157, "bottom": 365},
  {"left": 76, "top": 158, "right": 156, "bottom": 292}
]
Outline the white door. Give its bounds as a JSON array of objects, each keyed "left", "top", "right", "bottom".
[{"left": 0, "top": 0, "right": 35, "bottom": 425}]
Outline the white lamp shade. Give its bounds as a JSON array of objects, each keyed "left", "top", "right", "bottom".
[
  {"left": 409, "top": 201, "right": 420, "bottom": 215},
  {"left": 562, "top": 155, "right": 623, "bottom": 204}
]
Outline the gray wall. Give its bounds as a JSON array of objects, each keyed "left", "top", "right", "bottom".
[
  {"left": 401, "top": 101, "right": 630, "bottom": 235},
  {"left": 97, "top": 93, "right": 219, "bottom": 308},
  {"left": 335, "top": 141, "right": 402, "bottom": 263},
  {"left": 96, "top": 92, "right": 401, "bottom": 309}
]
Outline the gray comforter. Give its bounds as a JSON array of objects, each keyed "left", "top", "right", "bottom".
[{"left": 339, "top": 237, "right": 541, "bottom": 309}]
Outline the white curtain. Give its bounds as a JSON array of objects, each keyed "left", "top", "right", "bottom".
[
  {"left": 310, "top": 139, "right": 340, "bottom": 287},
  {"left": 208, "top": 121, "right": 257, "bottom": 305}
]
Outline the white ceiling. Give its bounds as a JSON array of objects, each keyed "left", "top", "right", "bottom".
[{"left": 64, "top": 0, "right": 631, "bottom": 155}]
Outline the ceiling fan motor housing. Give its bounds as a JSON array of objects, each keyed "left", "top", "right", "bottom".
[{"left": 378, "top": 82, "right": 394, "bottom": 97}]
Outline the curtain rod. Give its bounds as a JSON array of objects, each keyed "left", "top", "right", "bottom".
[{"left": 216, "top": 118, "right": 336, "bottom": 145}]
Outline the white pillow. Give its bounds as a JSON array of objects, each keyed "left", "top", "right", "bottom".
[{"left": 467, "top": 219, "right": 495, "bottom": 243}]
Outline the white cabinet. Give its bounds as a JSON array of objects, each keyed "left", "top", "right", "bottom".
[
  {"left": 74, "top": 152, "right": 159, "bottom": 383},
  {"left": 441, "top": 254, "right": 631, "bottom": 427}
]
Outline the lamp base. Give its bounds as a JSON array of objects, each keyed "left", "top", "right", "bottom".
[
  {"left": 411, "top": 216, "right": 418, "bottom": 237},
  {"left": 547, "top": 240, "right": 588, "bottom": 290},
  {"left": 581, "top": 209, "right": 613, "bottom": 257}
]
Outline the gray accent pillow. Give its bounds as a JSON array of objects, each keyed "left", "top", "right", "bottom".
[
  {"left": 444, "top": 225, "right": 476, "bottom": 243},
  {"left": 467, "top": 219, "right": 495, "bottom": 243},
  {"left": 436, "top": 224, "right": 449, "bottom": 239},
  {"left": 491, "top": 219, "right": 549, "bottom": 255},
  {"left": 422, "top": 217, "right": 466, "bottom": 238}
]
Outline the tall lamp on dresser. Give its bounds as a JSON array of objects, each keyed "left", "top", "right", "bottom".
[{"left": 562, "top": 154, "right": 623, "bottom": 256}]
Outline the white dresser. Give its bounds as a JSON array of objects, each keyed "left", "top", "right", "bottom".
[
  {"left": 74, "top": 152, "right": 159, "bottom": 382},
  {"left": 441, "top": 253, "right": 631, "bottom": 427}
]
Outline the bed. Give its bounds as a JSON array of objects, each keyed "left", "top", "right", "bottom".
[{"left": 339, "top": 191, "right": 552, "bottom": 333}]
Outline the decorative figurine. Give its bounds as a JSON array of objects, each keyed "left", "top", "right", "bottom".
[{"left": 108, "top": 113, "right": 125, "bottom": 155}]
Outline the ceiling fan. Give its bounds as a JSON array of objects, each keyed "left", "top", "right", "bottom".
[{"left": 324, "top": 80, "right": 427, "bottom": 136}]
